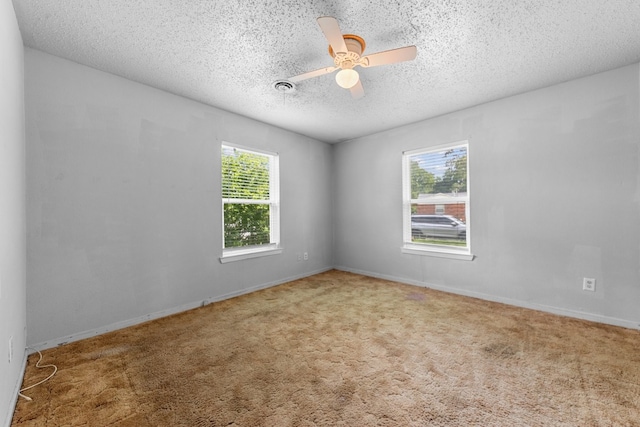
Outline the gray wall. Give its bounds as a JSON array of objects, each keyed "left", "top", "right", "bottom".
[
  {"left": 25, "top": 49, "right": 334, "bottom": 347},
  {"left": 0, "top": 1, "right": 27, "bottom": 426},
  {"left": 333, "top": 63, "right": 640, "bottom": 328}
]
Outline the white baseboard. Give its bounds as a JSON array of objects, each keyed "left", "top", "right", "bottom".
[
  {"left": 28, "top": 263, "right": 638, "bottom": 353},
  {"left": 29, "top": 267, "right": 333, "bottom": 352},
  {"left": 3, "top": 351, "right": 28, "bottom": 427},
  {"left": 335, "top": 266, "right": 640, "bottom": 331}
]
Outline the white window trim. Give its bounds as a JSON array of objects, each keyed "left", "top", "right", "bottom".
[
  {"left": 220, "top": 245, "right": 283, "bottom": 263},
  {"left": 220, "top": 143, "right": 281, "bottom": 263},
  {"left": 402, "top": 140, "right": 474, "bottom": 261},
  {"left": 401, "top": 244, "right": 474, "bottom": 261}
]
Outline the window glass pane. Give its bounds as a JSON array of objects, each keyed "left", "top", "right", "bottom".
[
  {"left": 221, "top": 143, "right": 279, "bottom": 254},
  {"left": 410, "top": 204, "right": 467, "bottom": 246},
  {"left": 222, "top": 147, "right": 270, "bottom": 200},
  {"left": 223, "top": 203, "right": 270, "bottom": 247},
  {"left": 409, "top": 146, "right": 467, "bottom": 197},
  {"left": 405, "top": 142, "right": 468, "bottom": 251}
]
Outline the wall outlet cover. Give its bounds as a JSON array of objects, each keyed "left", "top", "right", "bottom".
[{"left": 583, "top": 278, "right": 596, "bottom": 291}]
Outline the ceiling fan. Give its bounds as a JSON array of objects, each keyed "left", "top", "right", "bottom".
[{"left": 287, "top": 16, "right": 417, "bottom": 99}]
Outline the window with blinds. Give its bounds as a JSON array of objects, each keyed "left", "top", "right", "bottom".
[
  {"left": 402, "top": 141, "right": 470, "bottom": 257},
  {"left": 221, "top": 144, "right": 280, "bottom": 254}
]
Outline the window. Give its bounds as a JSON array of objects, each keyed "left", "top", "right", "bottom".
[
  {"left": 402, "top": 141, "right": 472, "bottom": 260},
  {"left": 220, "top": 143, "right": 280, "bottom": 262}
]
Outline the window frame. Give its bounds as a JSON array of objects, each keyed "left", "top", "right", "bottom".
[
  {"left": 220, "top": 143, "right": 281, "bottom": 263},
  {"left": 401, "top": 141, "right": 474, "bottom": 261}
]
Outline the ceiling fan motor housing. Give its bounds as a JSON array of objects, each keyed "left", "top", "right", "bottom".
[{"left": 328, "top": 34, "right": 366, "bottom": 68}]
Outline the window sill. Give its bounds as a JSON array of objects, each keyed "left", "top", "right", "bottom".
[
  {"left": 220, "top": 246, "right": 283, "bottom": 263},
  {"left": 402, "top": 244, "right": 474, "bottom": 261}
]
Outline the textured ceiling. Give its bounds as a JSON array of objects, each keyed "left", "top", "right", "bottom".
[{"left": 12, "top": 0, "right": 640, "bottom": 143}]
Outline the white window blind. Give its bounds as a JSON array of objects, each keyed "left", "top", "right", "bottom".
[
  {"left": 221, "top": 144, "right": 280, "bottom": 253},
  {"left": 402, "top": 141, "right": 470, "bottom": 257}
]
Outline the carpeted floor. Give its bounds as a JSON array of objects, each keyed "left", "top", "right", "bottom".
[{"left": 12, "top": 270, "right": 640, "bottom": 426}]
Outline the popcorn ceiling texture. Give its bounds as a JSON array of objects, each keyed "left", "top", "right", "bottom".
[{"left": 12, "top": 0, "right": 640, "bottom": 143}]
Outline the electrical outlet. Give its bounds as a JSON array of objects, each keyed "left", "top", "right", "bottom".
[
  {"left": 303, "top": 252, "right": 308, "bottom": 261},
  {"left": 583, "top": 278, "right": 596, "bottom": 292},
  {"left": 297, "top": 253, "right": 302, "bottom": 261},
  {"left": 8, "top": 336, "right": 13, "bottom": 363}
]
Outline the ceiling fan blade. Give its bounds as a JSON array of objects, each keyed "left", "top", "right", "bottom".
[
  {"left": 317, "top": 16, "right": 348, "bottom": 54},
  {"left": 361, "top": 45, "right": 417, "bottom": 67},
  {"left": 288, "top": 66, "right": 337, "bottom": 83},
  {"left": 350, "top": 80, "right": 364, "bottom": 99}
]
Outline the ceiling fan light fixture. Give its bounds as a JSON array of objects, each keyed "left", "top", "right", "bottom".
[{"left": 335, "top": 68, "right": 359, "bottom": 89}]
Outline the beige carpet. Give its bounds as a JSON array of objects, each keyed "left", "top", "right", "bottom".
[{"left": 12, "top": 270, "right": 640, "bottom": 426}]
